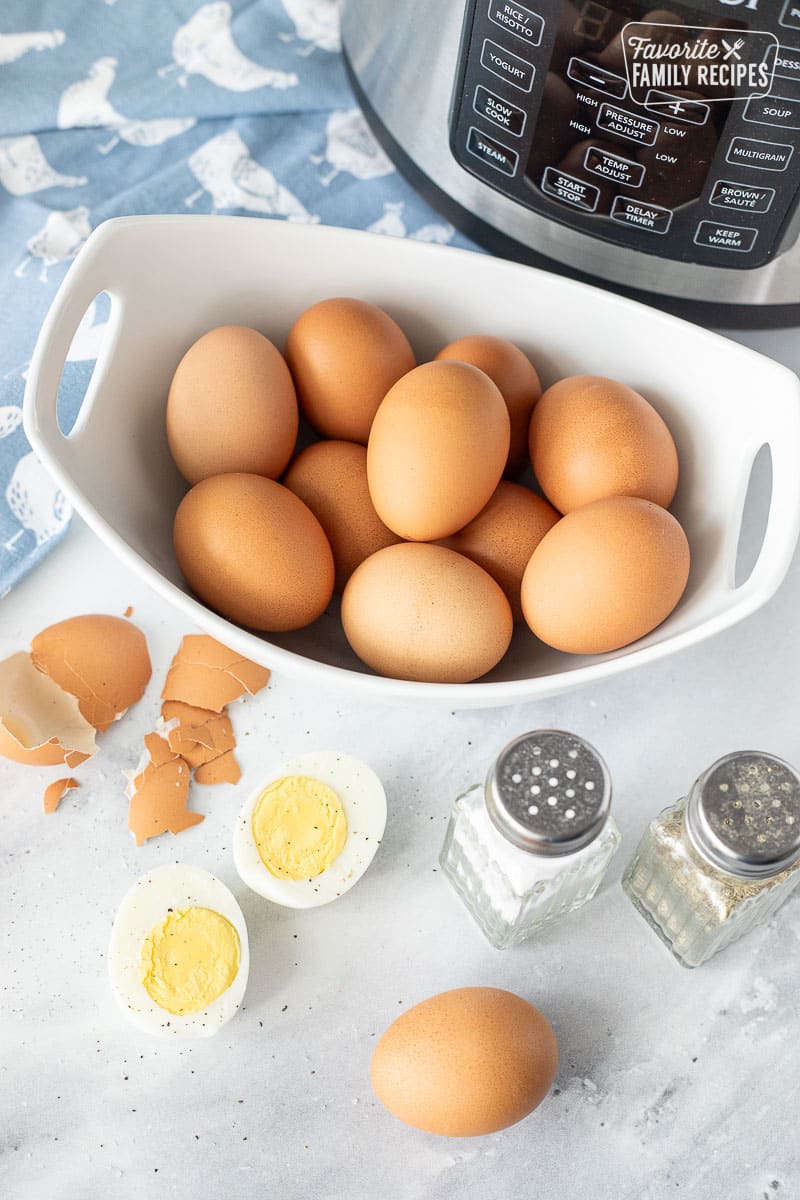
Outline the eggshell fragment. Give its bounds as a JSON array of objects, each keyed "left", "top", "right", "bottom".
[
  {"left": 173, "top": 474, "right": 335, "bottom": 632},
  {"left": 283, "top": 440, "right": 401, "bottom": 591},
  {"left": 439, "top": 482, "right": 559, "bottom": 622},
  {"left": 529, "top": 375, "right": 679, "bottom": 513},
  {"left": 435, "top": 335, "right": 541, "bottom": 478},
  {"left": 43, "top": 777, "right": 79, "bottom": 814},
  {"left": 127, "top": 733, "right": 203, "bottom": 846},
  {"left": 367, "top": 361, "right": 511, "bottom": 541},
  {"left": 370, "top": 987, "right": 558, "bottom": 1137},
  {"left": 166, "top": 325, "right": 298, "bottom": 485},
  {"left": 0, "top": 652, "right": 96, "bottom": 767},
  {"left": 161, "top": 635, "right": 271, "bottom": 712},
  {"left": 160, "top": 699, "right": 218, "bottom": 726},
  {"left": 195, "top": 750, "right": 241, "bottom": 786},
  {"left": 31, "top": 614, "right": 152, "bottom": 733},
  {"left": 284, "top": 298, "right": 416, "bottom": 443},
  {"left": 167, "top": 713, "right": 235, "bottom": 769},
  {"left": 521, "top": 496, "right": 691, "bottom": 653},
  {"left": 341, "top": 543, "right": 513, "bottom": 683}
]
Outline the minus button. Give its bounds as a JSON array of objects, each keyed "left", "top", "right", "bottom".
[{"left": 567, "top": 57, "right": 628, "bottom": 99}]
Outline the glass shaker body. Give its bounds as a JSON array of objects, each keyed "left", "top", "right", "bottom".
[
  {"left": 440, "top": 730, "right": 620, "bottom": 949},
  {"left": 623, "top": 751, "right": 800, "bottom": 968}
]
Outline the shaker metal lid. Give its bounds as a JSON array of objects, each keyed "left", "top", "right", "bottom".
[
  {"left": 685, "top": 751, "right": 800, "bottom": 879},
  {"left": 485, "top": 729, "right": 611, "bottom": 856}
]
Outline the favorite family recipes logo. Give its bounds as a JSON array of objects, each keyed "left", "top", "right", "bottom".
[{"left": 621, "top": 23, "right": 778, "bottom": 104}]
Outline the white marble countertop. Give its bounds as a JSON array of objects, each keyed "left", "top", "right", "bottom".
[{"left": 2, "top": 323, "right": 799, "bottom": 1200}]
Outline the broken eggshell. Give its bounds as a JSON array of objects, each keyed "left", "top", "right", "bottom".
[
  {"left": 0, "top": 652, "right": 97, "bottom": 767},
  {"left": 161, "top": 635, "right": 271, "bottom": 712},
  {"left": 43, "top": 777, "right": 79, "bottom": 814},
  {"left": 31, "top": 614, "right": 152, "bottom": 732},
  {"left": 126, "top": 732, "right": 203, "bottom": 846}
]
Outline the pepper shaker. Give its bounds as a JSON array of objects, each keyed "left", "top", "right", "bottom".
[
  {"left": 439, "top": 730, "right": 621, "bottom": 948},
  {"left": 622, "top": 750, "right": 800, "bottom": 968}
]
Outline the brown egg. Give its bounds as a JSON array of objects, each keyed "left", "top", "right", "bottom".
[
  {"left": 31, "top": 614, "right": 152, "bottom": 732},
  {"left": 370, "top": 987, "right": 558, "bottom": 1137},
  {"left": 521, "top": 496, "right": 690, "bottom": 653},
  {"left": 435, "top": 335, "right": 542, "bottom": 478},
  {"left": 167, "top": 325, "right": 298, "bottom": 485},
  {"left": 284, "top": 298, "right": 415, "bottom": 443},
  {"left": 341, "top": 543, "right": 513, "bottom": 683},
  {"left": 173, "top": 473, "right": 334, "bottom": 632},
  {"left": 283, "top": 440, "right": 400, "bottom": 592},
  {"left": 367, "top": 361, "right": 510, "bottom": 541},
  {"left": 529, "top": 375, "right": 679, "bottom": 513},
  {"left": 439, "top": 482, "right": 559, "bottom": 622}
]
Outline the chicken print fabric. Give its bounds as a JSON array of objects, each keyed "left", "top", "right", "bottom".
[{"left": 0, "top": 0, "right": 473, "bottom": 597}]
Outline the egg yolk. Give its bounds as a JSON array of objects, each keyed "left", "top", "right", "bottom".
[
  {"left": 251, "top": 775, "right": 347, "bottom": 881},
  {"left": 140, "top": 906, "right": 240, "bottom": 1016}
]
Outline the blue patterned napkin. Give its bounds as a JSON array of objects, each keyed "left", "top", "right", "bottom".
[{"left": 0, "top": 0, "right": 478, "bottom": 597}]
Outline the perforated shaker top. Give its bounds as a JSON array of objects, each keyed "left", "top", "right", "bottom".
[
  {"left": 485, "top": 730, "right": 612, "bottom": 856},
  {"left": 686, "top": 751, "right": 800, "bottom": 879}
]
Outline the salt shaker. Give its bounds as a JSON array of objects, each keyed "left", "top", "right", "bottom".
[
  {"left": 622, "top": 751, "right": 800, "bottom": 968},
  {"left": 439, "top": 730, "right": 620, "bottom": 948}
]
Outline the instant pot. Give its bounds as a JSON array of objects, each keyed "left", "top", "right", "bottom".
[{"left": 340, "top": 0, "right": 800, "bottom": 319}]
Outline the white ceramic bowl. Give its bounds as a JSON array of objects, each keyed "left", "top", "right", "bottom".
[{"left": 23, "top": 215, "right": 800, "bottom": 708}]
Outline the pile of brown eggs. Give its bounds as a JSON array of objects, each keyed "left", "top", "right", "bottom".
[{"left": 167, "top": 299, "right": 690, "bottom": 684}]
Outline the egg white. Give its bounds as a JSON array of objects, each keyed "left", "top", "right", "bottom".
[
  {"left": 108, "top": 864, "right": 249, "bottom": 1038},
  {"left": 233, "top": 750, "right": 387, "bottom": 909}
]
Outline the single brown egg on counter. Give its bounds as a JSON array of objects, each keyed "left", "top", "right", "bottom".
[
  {"left": 438, "top": 481, "right": 559, "bottom": 622},
  {"left": 529, "top": 375, "right": 679, "bottom": 514},
  {"left": 283, "top": 440, "right": 401, "bottom": 592},
  {"left": 521, "top": 496, "right": 690, "bottom": 654},
  {"left": 434, "top": 335, "right": 542, "bottom": 478},
  {"left": 166, "top": 325, "right": 298, "bottom": 485},
  {"left": 173, "top": 473, "right": 334, "bottom": 632},
  {"left": 284, "top": 297, "right": 416, "bottom": 443},
  {"left": 367, "top": 361, "right": 510, "bottom": 541},
  {"left": 341, "top": 543, "right": 513, "bottom": 683},
  {"left": 370, "top": 987, "right": 558, "bottom": 1137}
]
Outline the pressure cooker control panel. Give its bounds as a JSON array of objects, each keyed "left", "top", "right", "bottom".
[{"left": 449, "top": 0, "right": 800, "bottom": 267}]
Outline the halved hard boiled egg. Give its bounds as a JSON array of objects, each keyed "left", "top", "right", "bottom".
[
  {"left": 108, "top": 864, "right": 249, "bottom": 1038},
  {"left": 233, "top": 751, "right": 387, "bottom": 908}
]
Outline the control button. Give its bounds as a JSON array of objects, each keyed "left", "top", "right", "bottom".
[
  {"left": 772, "top": 44, "right": 800, "bottom": 83},
  {"left": 726, "top": 136, "right": 794, "bottom": 172},
  {"left": 567, "top": 57, "right": 627, "bottom": 99},
  {"left": 694, "top": 220, "right": 758, "bottom": 253},
  {"left": 709, "top": 179, "right": 775, "bottom": 213},
  {"left": 643, "top": 90, "right": 710, "bottom": 126},
  {"left": 779, "top": 0, "right": 800, "bottom": 30},
  {"left": 473, "top": 85, "right": 527, "bottom": 137},
  {"left": 744, "top": 91, "right": 800, "bottom": 130},
  {"left": 597, "top": 102, "right": 659, "bottom": 145},
  {"left": 480, "top": 38, "right": 535, "bottom": 92},
  {"left": 584, "top": 145, "right": 645, "bottom": 188},
  {"left": 541, "top": 166, "right": 600, "bottom": 212},
  {"left": 610, "top": 196, "right": 672, "bottom": 234},
  {"left": 466, "top": 125, "right": 519, "bottom": 176},
  {"left": 487, "top": 1, "right": 544, "bottom": 48}
]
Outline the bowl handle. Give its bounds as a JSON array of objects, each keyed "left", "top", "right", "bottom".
[
  {"left": 23, "top": 221, "right": 118, "bottom": 459},
  {"left": 731, "top": 389, "right": 800, "bottom": 610}
]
